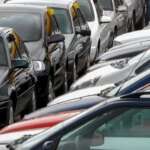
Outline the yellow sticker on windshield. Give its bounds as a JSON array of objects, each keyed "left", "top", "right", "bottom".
[
  {"left": 47, "top": 8, "right": 55, "bottom": 16},
  {"left": 73, "top": 2, "right": 80, "bottom": 9}
]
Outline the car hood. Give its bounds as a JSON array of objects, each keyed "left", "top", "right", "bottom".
[
  {"left": 49, "top": 84, "right": 114, "bottom": 105},
  {"left": 25, "top": 41, "right": 45, "bottom": 61},
  {"left": 0, "top": 111, "right": 80, "bottom": 134},
  {"left": 71, "top": 65, "right": 119, "bottom": 90},
  {"left": 0, "top": 67, "right": 9, "bottom": 85},
  {"left": 114, "top": 29, "right": 150, "bottom": 44},
  {"left": 64, "top": 34, "right": 74, "bottom": 50}
]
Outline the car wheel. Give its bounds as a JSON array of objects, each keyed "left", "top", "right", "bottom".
[
  {"left": 48, "top": 80, "right": 55, "bottom": 102},
  {"left": 64, "top": 70, "right": 68, "bottom": 92},
  {"left": 8, "top": 103, "right": 14, "bottom": 124},
  {"left": 24, "top": 90, "right": 36, "bottom": 114},
  {"left": 131, "top": 18, "right": 135, "bottom": 31},
  {"left": 73, "top": 62, "right": 77, "bottom": 82},
  {"left": 86, "top": 53, "right": 90, "bottom": 69}
]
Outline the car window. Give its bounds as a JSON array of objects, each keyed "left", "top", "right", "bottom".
[
  {"left": 0, "top": 37, "right": 8, "bottom": 66},
  {"left": 99, "top": 0, "right": 113, "bottom": 11},
  {"left": 94, "top": 0, "right": 103, "bottom": 22},
  {"left": 0, "top": 13, "right": 42, "bottom": 42},
  {"left": 78, "top": 0, "right": 95, "bottom": 21},
  {"left": 57, "top": 108, "right": 150, "bottom": 150},
  {"left": 52, "top": 8, "right": 73, "bottom": 34}
]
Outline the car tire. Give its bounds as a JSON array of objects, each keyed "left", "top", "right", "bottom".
[
  {"left": 86, "top": 53, "right": 90, "bottom": 69},
  {"left": 24, "top": 90, "right": 36, "bottom": 114},
  {"left": 48, "top": 80, "right": 55, "bottom": 102},
  {"left": 73, "top": 62, "right": 77, "bottom": 82}
]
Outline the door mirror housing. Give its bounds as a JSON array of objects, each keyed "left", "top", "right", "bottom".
[
  {"left": 117, "top": 5, "right": 128, "bottom": 13},
  {"left": 100, "top": 16, "right": 112, "bottom": 23},
  {"left": 48, "top": 34, "right": 65, "bottom": 45},
  {"left": 12, "top": 59, "right": 29, "bottom": 69}
]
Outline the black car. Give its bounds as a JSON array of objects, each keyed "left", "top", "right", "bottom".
[
  {"left": 0, "top": 27, "right": 37, "bottom": 127},
  {"left": 24, "top": 69, "right": 150, "bottom": 120},
  {"left": 0, "top": 4, "right": 67, "bottom": 103},
  {"left": 1, "top": 91, "right": 150, "bottom": 149}
]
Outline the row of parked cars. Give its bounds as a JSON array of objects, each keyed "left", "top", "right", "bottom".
[
  {"left": 0, "top": 0, "right": 150, "bottom": 149},
  {"left": 0, "top": 0, "right": 146, "bottom": 126}
]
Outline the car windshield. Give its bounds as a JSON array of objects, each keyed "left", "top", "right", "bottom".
[
  {"left": 99, "top": 0, "right": 113, "bottom": 11},
  {"left": 53, "top": 8, "right": 73, "bottom": 34},
  {"left": 0, "top": 37, "right": 8, "bottom": 66},
  {"left": 78, "top": 0, "right": 94, "bottom": 21},
  {"left": 0, "top": 13, "right": 42, "bottom": 42}
]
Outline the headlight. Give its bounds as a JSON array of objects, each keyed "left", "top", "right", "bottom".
[
  {"left": 33, "top": 61, "right": 45, "bottom": 72},
  {"left": 111, "top": 59, "right": 129, "bottom": 69}
]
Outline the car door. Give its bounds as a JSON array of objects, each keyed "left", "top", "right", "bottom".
[
  {"left": 45, "top": 11, "right": 66, "bottom": 90},
  {"left": 7, "top": 32, "right": 35, "bottom": 115},
  {"left": 72, "top": 5, "right": 91, "bottom": 73},
  {"left": 114, "top": 0, "right": 127, "bottom": 34}
]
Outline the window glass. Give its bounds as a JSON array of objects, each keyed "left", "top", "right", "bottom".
[
  {"left": 99, "top": 0, "right": 113, "bottom": 11},
  {"left": 0, "top": 37, "right": 8, "bottom": 66},
  {"left": 0, "top": 13, "right": 42, "bottom": 42},
  {"left": 57, "top": 108, "right": 150, "bottom": 150},
  {"left": 52, "top": 8, "right": 73, "bottom": 34},
  {"left": 78, "top": 0, "right": 95, "bottom": 21}
]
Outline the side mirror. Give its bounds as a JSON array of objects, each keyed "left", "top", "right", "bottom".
[
  {"left": 33, "top": 61, "right": 45, "bottom": 72},
  {"left": 48, "top": 34, "right": 65, "bottom": 45},
  {"left": 100, "top": 16, "right": 112, "bottom": 23},
  {"left": 76, "top": 29, "right": 91, "bottom": 36},
  {"left": 11, "top": 59, "right": 29, "bottom": 69},
  {"left": 117, "top": 5, "right": 128, "bottom": 13}
]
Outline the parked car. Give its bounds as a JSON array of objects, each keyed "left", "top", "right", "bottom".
[
  {"left": 0, "top": 4, "right": 67, "bottom": 106},
  {"left": 71, "top": 50, "right": 150, "bottom": 91},
  {"left": 89, "top": 37, "right": 150, "bottom": 71},
  {"left": 0, "top": 27, "right": 38, "bottom": 127},
  {"left": 8, "top": 0, "right": 92, "bottom": 83},
  {"left": 77, "top": 0, "right": 112, "bottom": 62},
  {"left": 123, "top": 0, "right": 146, "bottom": 30},
  {"left": 23, "top": 69, "right": 150, "bottom": 121},
  {"left": 113, "top": 29, "right": 150, "bottom": 45},
  {"left": 1, "top": 91, "right": 150, "bottom": 149},
  {"left": 0, "top": 111, "right": 81, "bottom": 134},
  {"left": 99, "top": 0, "right": 128, "bottom": 36}
]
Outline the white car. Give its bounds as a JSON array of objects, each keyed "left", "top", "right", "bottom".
[
  {"left": 123, "top": 0, "right": 146, "bottom": 30},
  {"left": 99, "top": 0, "right": 128, "bottom": 36},
  {"left": 70, "top": 50, "right": 150, "bottom": 91},
  {"left": 114, "top": 29, "right": 150, "bottom": 45},
  {"left": 49, "top": 84, "right": 115, "bottom": 105},
  {"left": 77, "top": 0, "right": 112, "bottom": 63}
]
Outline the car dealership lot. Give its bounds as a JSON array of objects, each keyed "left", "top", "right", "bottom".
[{"left": 0, "top": 0, "right": 149, "bottom": 149}]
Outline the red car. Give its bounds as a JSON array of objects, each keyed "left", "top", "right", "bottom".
[{"left": 0, "top": 111, "right": 81, "bottom": 134}]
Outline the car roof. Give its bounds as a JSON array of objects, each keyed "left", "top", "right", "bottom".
[
  {"left": 7, "top": 0, "right": 76, "bottom": 9},
  {"left": 0, "top": 4, "right": 47, "bottom": 13}
]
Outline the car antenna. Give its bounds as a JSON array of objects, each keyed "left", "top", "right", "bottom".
[{"left": 116, "top": 50, "right": 149, "bottom": 95}]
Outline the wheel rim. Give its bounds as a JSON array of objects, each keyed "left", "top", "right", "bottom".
[{"left": 9, "top": 106, "right": 14, "bottom": 124}]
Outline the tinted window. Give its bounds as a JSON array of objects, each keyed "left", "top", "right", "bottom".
[
  {"left": 57, "top": 108, "right": 150, "bottom": 150},
  {"left": 99, "top": 0, "right": 113, "bottom": 11},
  {"left": 0, "top": 37, "right": 7, "bottom": 66},
  {"left": 53, "top": 8, "right": 73, "bottom": 34},
  {"left": 0, "top": 13, "right": 42, "bottom": 42},
  {"left": 78, "top": 0, "right": 95, "bottom": 21}
]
